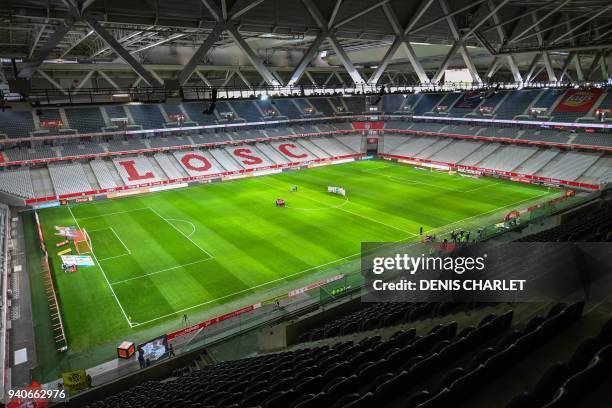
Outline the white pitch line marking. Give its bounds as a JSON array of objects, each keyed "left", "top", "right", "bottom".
[
  {"left": 148, "top": 207, "right": 214, "bottom": 259},
  {"left": 66, "top": 205, "right": 133, "bottom": 327},
  {"left": 130, "top": 251, "right": 363, "bottom": 327},
  {"left": 110, "top": 227, "right": 131, "bottom": 254},
  {"left": 254, "top": 178, "right": 418, "bottom": 237},
  {"left": 77, "top": 207, "right": 150, "bottom": 220},
  {"left": 110, "top": 258, "right": 215, "bottom": 285},
  {"left": 166, "top": 218, "right": 197, "bottom": 238}
]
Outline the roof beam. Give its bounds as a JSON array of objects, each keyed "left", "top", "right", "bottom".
[
  {"left": 82, "top": 13, "right": 161, "bottom": 86},
  {"left": 178, "top": 24, "right": 225, "bottom": 85},
  {"left": 37, "top": 70, "right": 68, "bottom": 95},
  {"left": 509, "top": 0, "right": 571, "bottom": 43},
  {"left": 60, "top": 29, "right": 95, "bottom": 58},
  {"left": 98, "top": 70, "right": 121, "bottom": 90},
  {"left": 333, "top": 0, "right": 392, "bottom": 29},
  {"left": 286, "top": 32, "right": 325, "bottom": 86},
  {"left": 408, "top": 0, "right": 487, "bottom": 35},
  {"left": 369, "top": 2, "right": 431, "bottom": 84},
  {"left": 433, "top": 0, "right": 482, "bottom": 84},
  {"left": 462, "top": 0, "right": 511, "bottom": 39},
  {"left": 18, "top": 16, "right": 76, "bottom": 78},
  {"left": 552, "top": 4, "right": 612, "bottom": 45},
  {"left": 328, "top": 0, "right": 343, "bottom": 29},
  {"left": 225, "top": 24, "right": 281, "bottom": 86},
  {"left": 300, "top": 0, "right": 365, "bottom": 85}
]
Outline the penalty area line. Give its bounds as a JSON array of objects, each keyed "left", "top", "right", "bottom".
[
  {"left": 147, "top": 207, "right": 214, "bottom": 260},
  {"left": 66, "top": 205, "right": 134, "bottom": 328},
  {"left": 130, "top": 252, "right": 364, "bottom": 327},
  {"left": 110, "top": 258, "right": 215, "bottom": 285}
]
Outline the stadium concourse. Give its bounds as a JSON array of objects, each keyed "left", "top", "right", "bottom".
[{"left": 0, "top": 0, "right": 611, "bottom": 406}]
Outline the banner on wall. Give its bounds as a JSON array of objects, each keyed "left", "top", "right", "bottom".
[{"left": 554, "top": 88, "right": 603, "bottom": 113}]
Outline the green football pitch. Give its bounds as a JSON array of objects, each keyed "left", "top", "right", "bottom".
[{"left": 34, "top": 159, "right": 558, "bottom": 355}]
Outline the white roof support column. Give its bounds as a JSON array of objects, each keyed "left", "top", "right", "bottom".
[
  {"left": 83, "top": 13, "right": 162, "bottom": 86},
  {"left": 225, "top": 24, "right": 281, "bottom": 86},
  {"left": 524, "top": 53, "right": 541, "bottom": 82},
  {"left": 302, "top": 0, "right": 365, "bottom": 85},
  {"left": 436, "top": 0, "right": 483, "bottom": 84},
  {"left": 487, "top": 0, "right": 522, "bottom": 83},
  {"left": 530, "top": 12, "right": 557, "bottom": 82},
  {"left": 178, "top": 24, "right": 225, "bottom": 85},
  {"left": 558, "top": 52, "right": 576, "bottom": 81},
  {"left": 198, "top": 0, "right": 280, "bottom": 87},
  {"left": 369, "top": 1, "right": 433, "bottom": 85},
  {"left": 286, "top": 33, "right": 326, "bottom": 86},
  {"left": 575, "top": 55, "right": 585, "bottom": 81}
]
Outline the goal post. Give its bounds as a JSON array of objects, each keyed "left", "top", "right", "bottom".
[{"left": 73, "top": 229, "right": 92, "bottom": 255}]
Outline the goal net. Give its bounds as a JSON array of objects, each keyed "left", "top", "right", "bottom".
[
  {"left": 327, "top": 186, "right": 346, "bottom": 196},
  {"left": 73, "top": 229, "right": 92, "bottom": 255}
]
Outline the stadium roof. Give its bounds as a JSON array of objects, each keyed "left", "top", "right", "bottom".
[{"left": 0, "top": 0, "right": 610, "bottom": 89}]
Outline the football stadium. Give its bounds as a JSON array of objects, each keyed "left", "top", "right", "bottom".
[{"left": 0, "top": 0, "right": 611, "bottom": 406}]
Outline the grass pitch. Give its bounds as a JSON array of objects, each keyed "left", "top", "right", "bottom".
[{"left": 34, "top": 159, "right": 558, "bottom": 358}]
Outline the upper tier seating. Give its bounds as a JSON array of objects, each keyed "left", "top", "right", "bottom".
[
  {"left": 448, "top": 92, "right": 481, "bottom": 116},
  {"left": 37, "top": 108, "right": 62, "bottom": 123},
  {"left": 293, "top": 98, "right": 318, "bottom": 115},
  {"left": 0, "top": 111, "right": 36, "bottom": 138},
  {"left": 533, "top": 89, "right": 562, "bottom": 110},
  {"left": 308, "top": 98, "right": 335, "bottom": 116},
  {"left": 161, "top": 104, "right": 184, "bottom": 121},
  {"left": 273, "top": 99, "right": 302, "bottom": 119},
  {"left": 181, "top": 102, "right": 218, "bottom": 125},
  {"left": 478, "top": 91, "right": 508, "bottom": 113},
  {"left": 430, "top": 93, "right": 460, "bottom": 115},
  {"left": 64, "top": 107, "right": 106, "bottom": 134},
  {"left": 414, "top": 93, "right": 445, "bottom": 115},
  {"left": 48, "top": 163, "right": 93, "bottom": 195},
  {"left": 230, "top": 100, "right": 262, "bottom": 122},
  {"left": 215, "top": 101, "right": 242, "bottom": 122},
  {"left": 104, "top": 105, "right": 128, "bottom": 119},
  {"left": 595, "top": 90, "right": 612, "bottom": 111},
  {"left": 382, "top": 94, "right": 405, "bottom": 113},
  {"left": 344, "top": 97, "right": 366, "bottom": 114},
  {"left": 495, "top": 90, "right": 540, "bottom": 119},
  {"left": 127, "top": 105, "right": 166, "bottom": 129},
  {"left": 256, "top": 99, "right": 283, "bottom": 119}
]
